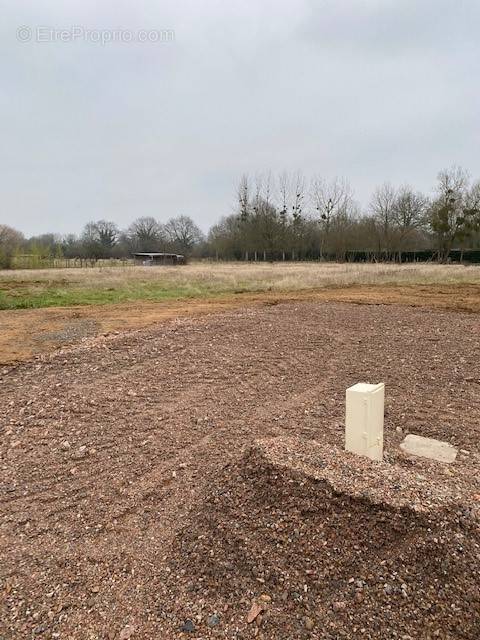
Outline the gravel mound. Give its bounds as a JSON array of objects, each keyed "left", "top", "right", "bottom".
[{"left": 161, "top": 437, "right": 480, "bottom": 639}]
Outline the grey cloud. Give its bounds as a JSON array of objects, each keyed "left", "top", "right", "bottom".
[{"left": 1, "top": 0, "right": 479, "bottom": 236}]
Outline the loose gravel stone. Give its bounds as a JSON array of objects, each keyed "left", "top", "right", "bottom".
[
  {"left": 180, "top": 619, "right": 195, "bottom": 633},
  {"left": 207, "top": 614, "right": 220, "bottom": 628}
]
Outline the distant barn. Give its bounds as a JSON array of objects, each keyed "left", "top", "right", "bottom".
[{"left": 133, "top": 252, "right": 186, "bottom": 266}]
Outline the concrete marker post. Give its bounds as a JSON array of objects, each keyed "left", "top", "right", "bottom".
[{"left": 345, "top": 382, "right": 385, "bottom": 461}]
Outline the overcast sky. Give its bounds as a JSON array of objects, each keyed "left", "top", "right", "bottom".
[{"left": 2, "top": 0, "right": 479, "bottom": 237}]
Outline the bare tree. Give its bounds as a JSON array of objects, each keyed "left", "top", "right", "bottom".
[
  {"left": 82, "top": 220, "right": 119, "bottom": 252},
  {"left": 0, "top": 224, "right": 24, "bottom": 251},
  {"left": 164, "top": 215, "right": 204, "bottom": 254},
  {"left": 277, "top": 172, "right": 290, "bottom": 259},
  {"left": 252, "top": 197, "right": 282, "bottom": 260},
  {"left": 0, "top": 224, "right": 24, "bottom": 268},
  {"left": 237, "top": 175, "right": 251, "bottom": 260},
  {"left": 392, "top": 187, "right": 429, "bottom": 254},
  {"left": 251, "top": 172, "right": 275, "bottom": 207},
  {"left": 128, "top": 217, "right": 164, "bottom": 251},
  {"left": 292, "top": 172, "right": 305, "bottom": 222},
  {"left": 252, "top": 173, "right": 265, "bottom": 236},
  {"left": 437, "top": 166, "right": 469, "bottom": 204},
  {"left": 369, "top": 183, "right": 397, "bottom": 253},
  {"left": 460, "top": 179, "right": 480, "bottom": 257},
  {"left": 290, "top": 173, "right": 306, "bottom": 259},
  {"left": 79, "top": 220, "right": 119, "bottom": 259},
  {"left": 278, "top": 172, "right": 289, "bottom": 221},
  {"left": 312, "top": 177, "right": 353, "bottom": 257},
  {"left": 237, "top": 174, "right": 250, "bottom": 223},
  {"left": 261, "top": 171, "right": 274, "bottom": 207},
  {"left": 429, "top": 166, "right": 471, "bottom": 261}
]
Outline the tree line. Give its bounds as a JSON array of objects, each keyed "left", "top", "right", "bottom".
[
  {"left": 0, "top": 215, "right": 204, "bottom": 268},
  {"left": 1, "top": 166, "right": 479, "bottom": 268},
  {"left": 209, "top": 167, "right": 480, "bottom": 262}
]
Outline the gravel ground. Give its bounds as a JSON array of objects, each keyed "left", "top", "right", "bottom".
[
  {"left": 1, "top": 301, "right": 479, "bottom": 639},
  {"left": 34, "top": 319, "right": 100, "bottom": 345},
  {"left": 166, "top": 439, "right": 480, "bottom": 639}
]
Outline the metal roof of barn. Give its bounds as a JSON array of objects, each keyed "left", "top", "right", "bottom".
[{"left": 132, "top": 252, "right": 184, "bottom": 257}]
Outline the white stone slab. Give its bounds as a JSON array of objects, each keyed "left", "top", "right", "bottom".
[{"left": 400, "top": 434, "right": 457, "bottom": 463}]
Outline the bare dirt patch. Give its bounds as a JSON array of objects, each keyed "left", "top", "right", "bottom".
[
  {"left": 1, "top": 283, "right": 480, "bottom": 364},
  {"left": 1, "top": 300, "right": 479, "bottom": 638}
]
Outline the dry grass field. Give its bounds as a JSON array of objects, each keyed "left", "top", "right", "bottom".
[{"left": 1, "top": 261, "right": 480, "bottom": 308}]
